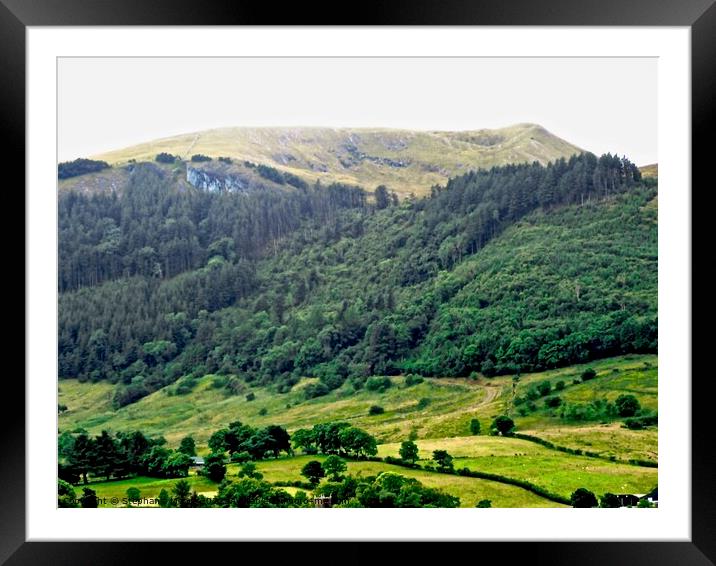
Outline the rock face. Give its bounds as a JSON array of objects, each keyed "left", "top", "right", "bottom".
[{"left": 186, "top": 166, "right": 249, "bottom": 193}]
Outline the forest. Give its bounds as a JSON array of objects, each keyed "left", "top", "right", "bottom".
[{"left": 58, "top": 152, "right": 657, "bottom": 408}]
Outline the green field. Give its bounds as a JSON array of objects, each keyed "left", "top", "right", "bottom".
[
  {"left": 85, "top": 456, "right": 566, "bottom": 508},
  {"left": 60, "top": 354, "right": 657, "bottom": 508},
  {"left": 60, "top": 355, "right": 656, "bottom": 447}
]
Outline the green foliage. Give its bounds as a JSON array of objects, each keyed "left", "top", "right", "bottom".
[
  {"left": 191, "top": 154, "right": 212, "bottom": 162},
  {"left": 476, "top": 499, "right": 492, "bottom": 508},
  {"left": 537, "top": 381, "right": 552, "bottom": 397},
  {"left": 355, "top": 472, "right": 460, "bottom": 508},
  {"left": 365, "top": 377, "right": 392, "bottom": 392},
  {"left": 80, "top": 487, "right": 99, "bottom": 508},
  {"left": 560, "top": 399, "right": 617, "bottom": 423},
  {"left": 238, "top": 461, "right": 263, "bottom": 480},
  {"left": 615, "top": 394, "right": 641, "bottom": 417},
  {"left": 215, "top": 477, "right": 296, "bottom": 508},
  {"left": 404, "top": 374, "right": 424, "bottom": 387},
  {"left": 600, "top": 493, "right": 621, "bottom": 508},
  {"left": 323, "top": 455, "right": 348, "bottom": 481},
  {"left": 399, "top": 440, "right": 419, "bottom": 464},
  {"left": 570, "top": 487, "right": 598, "bottom": 508},
  {"left": 623, "top": 412, "right": 657, "bottom": 430},
  {"left": 59, "top": 154, "right": 655, "bottom": 403},
  {"left": 172, "top": 479, "right": 192, "bottom": 507},
  {"left": 205, "top": 452, "right": 227, "bottom": 482},
  {"left": 155, "top": 152, "right": 177, "bottom": 164},
  {"left": 581, "top": 368, "right": 597, "bottom": 381},
  {"left": 58, "top": 479, "right": 78, "bottom": 508},
  {"left": 178, "top": 436, "right": 196, "bottom": 456},
  {"left": 545, "top": 396, "right": 562, "bottom": 408},
  {"left": 369, "top": 405, "right": 385, "bottom": 416},
  {"left": 469, "top": 418, "right": 481, "bottom": 435},
  {"left": 491, "top": 415, "right": 515, "bottom": 436},
  {"left": 58, "top": 158, "right": 110, "bottom": 179},
  {"left": 158, "top": 488, "right": 171, "bottom": 508},
  {"left": 432, "top": 450, "right": 454, "bottom": 473},
  {"left": 126, "top": 487, "right": 141, "bottom": 503},
  {"left": 301, "top": 460, "right": 325, "bottom": 485}
]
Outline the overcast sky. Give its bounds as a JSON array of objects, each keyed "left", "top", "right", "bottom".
[{"left": 58, "top": 57, "right": 657, "bottom": 165}]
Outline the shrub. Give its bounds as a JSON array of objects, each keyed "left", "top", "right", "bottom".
[
  {"left": 416, "top": 398, "right": 431, "bottom": 410},
  {"left": 581, "top": 368, "right": 597, "bottom": 381},
  {"left": 469, "top": 418, "right": 481, "bottom": 435},
  {"left": 365, "top": 376, "right": 391, "bottom": 392},
  {"left": 258, "top": 407, "right": 268, "bottom": 416},
  {"left": 404, "top": 373, "right": 424, "bottom": 387},
  {"left": 218, "top": 156, "right": 232, "bottom": 164},
  {"left": 615, "top": 394, "right": 641, "bottom": 417},
  {"left": 600, "top": 493, "right": 621, "bottom": 508},
  {"left": 545, "top": 396, "right": 562, "bottom": 408},
  {"left": 304, "top": 382, "right": 329, "bottom": 399},
  {"left": 369, "top": 405, "right": 385, "bottom": 416},
  {"left": 555, "top": 380, "right": 565, "bottom": 391},
  {"left": 155, "top": 152, "right": 177, "bottom": 164},
  {"left": 476, "top": 499, "right": 492, "bottom": 508},
  {"left": 526, "top": 387, "right": 540, "bottom": 401},
  {"left": 245, "top": 392, "right": 256, "bottom": 402},
  {"left": 191, "top": 154, "right": 212, "bottom": 162},
  {"left": 432, "top": 450, "right": 454, "bottom": 473},
  {"left": 537, "top": 381, "right": 552, "bottom": 397},
  {"left": 58, "top": 158, "right": 110, "bottom": 179},
  {"left": 570, "top": 488, "right": 598, "bottom": 508}
]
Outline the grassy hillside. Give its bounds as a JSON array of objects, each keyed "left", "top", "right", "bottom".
[
  {"left": 59, "top": 355, "right": 655, "bottom": 447},
  {"left": 89, "top": 124, "right": 583, "bottom": 197},
  {"left": 639, "top": 163, "right": 658, "bottom": 178},
  {"left": 60, "top": 353, "right": 657, "bottom": 507}
]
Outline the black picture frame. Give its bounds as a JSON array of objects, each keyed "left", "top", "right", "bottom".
[{"left": 5, "top": 0, "right": 713, "bottom": 563}]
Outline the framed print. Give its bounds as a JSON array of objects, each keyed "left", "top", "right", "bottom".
[{"left": 5, "top": 0, "right": 714, "bottom": 563}]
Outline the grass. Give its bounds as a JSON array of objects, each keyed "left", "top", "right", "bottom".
[
  {"left": 235, "top": 455, "right": 566, "bottom": 508},
  {"left": 89, "top": 124, "right": 582, "bottom": 197},
  {"left": 59, "top": 354, "right": 658, "bottom": 455},
  {"left": 377, "top": 435, "right": 656, "bottom": 498},
  {"left": 84, "top": 454, "right": 566, "bottom": 508},
  {"left": 60, "top": 354, "right": 657, "bottom": 508},
  {"left": 506, "top": 355, "right": 657, "bottom": 429},
  {"left": 519, "top": 423, "right": 657, "bottom": 463},
  {"left": 78, "top": 473, "right": 217, "bottom": 507},
  {"left": 59, "top": 374, "right": 494, "bottom": 447}
]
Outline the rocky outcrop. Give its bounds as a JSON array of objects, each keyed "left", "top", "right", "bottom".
[{"left": 186, "top": 166, "right": 249, "bottom": 193}]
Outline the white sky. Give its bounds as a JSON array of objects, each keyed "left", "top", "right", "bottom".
[{"left": 58, "top": 57, "right": 657, "bottom": 166}]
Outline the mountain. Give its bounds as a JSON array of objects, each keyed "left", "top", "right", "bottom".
[
  {"left": 58, "top": 150, "right": 655, "bottom": 411},
  {"left": 88, "top": 124, "right": 583, "bottom": 197}
]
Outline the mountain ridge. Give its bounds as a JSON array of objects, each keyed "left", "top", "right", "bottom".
[{"left": 89, "top": 123, "right": 584, "bottom": 196}]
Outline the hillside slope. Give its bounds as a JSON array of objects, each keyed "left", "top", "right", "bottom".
[{"left": 90, "top": 124, "right": 583, "bottom": 196}]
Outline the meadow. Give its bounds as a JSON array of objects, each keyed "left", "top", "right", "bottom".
[{"left": 62, "top": 354, "right": 657, "bottom": 508}]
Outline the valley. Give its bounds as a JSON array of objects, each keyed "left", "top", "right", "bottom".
[{"left": 57, "top": 124, "right": 658, "bottom": 509}]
